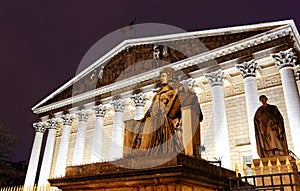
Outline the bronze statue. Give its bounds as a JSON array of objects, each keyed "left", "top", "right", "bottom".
[
  {"left": 254, "top": 95, "right": 289, "bottom": 158},
  {"left": 132, "top": 67, "right": 203, "bottom": 157}
]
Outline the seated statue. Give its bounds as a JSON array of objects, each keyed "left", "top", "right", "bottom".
[
  {"left": 254, "top": 95, "right": 289, "bottom": 158},
  {"left": 132, "top": 67, "right": 203, "bottom": 157}
]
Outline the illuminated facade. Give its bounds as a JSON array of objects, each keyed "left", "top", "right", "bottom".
[{"left": 24, "top": 20, "right": 300, "bottom": 188}]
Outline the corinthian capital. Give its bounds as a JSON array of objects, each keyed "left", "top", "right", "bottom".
[
  {"left": 236, "top": 60, "right": 258, "bottom": 78},
  {"left": 111, "top": 99, "right": 125, "bottom": 113},
  {"left": 131, "top": 93, "right": 146, "bottom": 107},
  {"left": 61, "top": 114, "right": 73, "bottom": 126},
  {"left": 47, "top": 118, "right": 58, "bottom": 129},
  {"left": 77, "top": 109, "right": 89, "bottom": 122},
  {"left": 272, "top": 48, "right": 297, "bottom": 69},
  {"left": 95, "top": 104, "right": 106, "bottom": 118},
  {"left": 205, "top": 70, "right": 225, "bottom": 87},
  {"left": 33, "top": 122, "right": 46, "bottom": 133}
]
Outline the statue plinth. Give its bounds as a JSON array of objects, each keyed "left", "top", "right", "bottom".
[
  {"left": 252, "top": 156, "right": 300, "bottom": 190},
  {"left": 49, "top": 154, "right": 237, "bottom": 191}
]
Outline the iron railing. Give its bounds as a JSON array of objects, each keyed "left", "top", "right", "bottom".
[{"left": 229, "top": 172, "right": 300, "bottom": 191}]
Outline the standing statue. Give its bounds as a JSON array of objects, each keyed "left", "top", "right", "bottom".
[
  {"left": 254, "top": 95, "right": 289, "bottom": 158},
  {"left": 132, "top": 67, "right": 203, "bottom": 157}
]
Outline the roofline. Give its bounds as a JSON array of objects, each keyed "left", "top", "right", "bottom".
[{"left": 32, "top": 19, "right": 295, "bottom": 111}]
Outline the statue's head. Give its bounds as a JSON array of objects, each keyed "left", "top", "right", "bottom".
[
  {"left": 159, "top": 67, "right": 177, "bottom": 84},
  {"left": 259, "top": 95, "right": 268, "bottom": 104}
]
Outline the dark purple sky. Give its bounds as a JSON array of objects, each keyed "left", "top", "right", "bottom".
[{"left": 1, "top": 0, "right": 299, "bottom": 163}]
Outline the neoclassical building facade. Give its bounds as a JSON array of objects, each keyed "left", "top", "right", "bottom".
[{"left": 24, "top": 20, "right": 300, "bottom": 188}]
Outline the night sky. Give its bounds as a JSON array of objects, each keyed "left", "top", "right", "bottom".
[{"left": 1, "top": 0, "right": 299, "bottom": 163}]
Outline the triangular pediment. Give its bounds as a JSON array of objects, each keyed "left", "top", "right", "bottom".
[{"left": 32, "top": 20, "right": 300, "bottom": 116}]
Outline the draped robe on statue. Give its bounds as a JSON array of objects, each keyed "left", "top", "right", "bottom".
[
  {"left": 133, "top": 82, "right": 203, "bottom": 157},
  {"left": 254, "top": 104, "right": 289, "bottom": 158}
]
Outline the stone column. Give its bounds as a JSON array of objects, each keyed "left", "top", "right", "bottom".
[
  {"left": 72, "top": 110, "right": 89, "bottom": 165},
  {"left": 131, "top": 93, "right": 146, "bottom": 120},
  {"left": 37, "top": 119, "right": 58, "bottom": 186},
  {"left": 24, "top": 122, "right": 46, "bottom": 187},
  {"left": 110, "top": 99, "right": 125, "bottom": 161},
  {"left": 54, "top": 114, "right": 73, "bottom": 177},
  {"left": 236, "top": 60, "right": 260, "bottom": 159},
  {"left": 90, "top": 105, "right": 106, "bottom": 163},
  {"left": 205, "top": 70, "right": 231, "bottom": 169},
  {"left": 272, "top": 48, "right": 300, "bottom": 157}
]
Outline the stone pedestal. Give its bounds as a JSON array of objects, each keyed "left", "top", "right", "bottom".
[
  {"left": 181, "top": 105, "right": 201, "bottom": 158},
  {"left": 49, "top": 154, "right": 237, "bottom": 191},
  {"left": 252, "top": 156, "right": 300, "bottom": 190}
]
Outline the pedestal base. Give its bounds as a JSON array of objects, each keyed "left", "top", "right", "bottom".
[
  {"left": 253, "top": 156, "right": 297, "bottom": 174},
  {"left": 49, "top": 154, "right": 236, "bottom": 191},
  {"left": 252, "top": 156, "right": 300, "bottom": 191}
]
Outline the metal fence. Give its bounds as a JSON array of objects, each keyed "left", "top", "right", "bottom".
[
  {"left": 0, "top": 184, "right": 57, "bottom": 191},
  {"left": 229, "top": 172, "right": 300, "bottom": 191}
]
